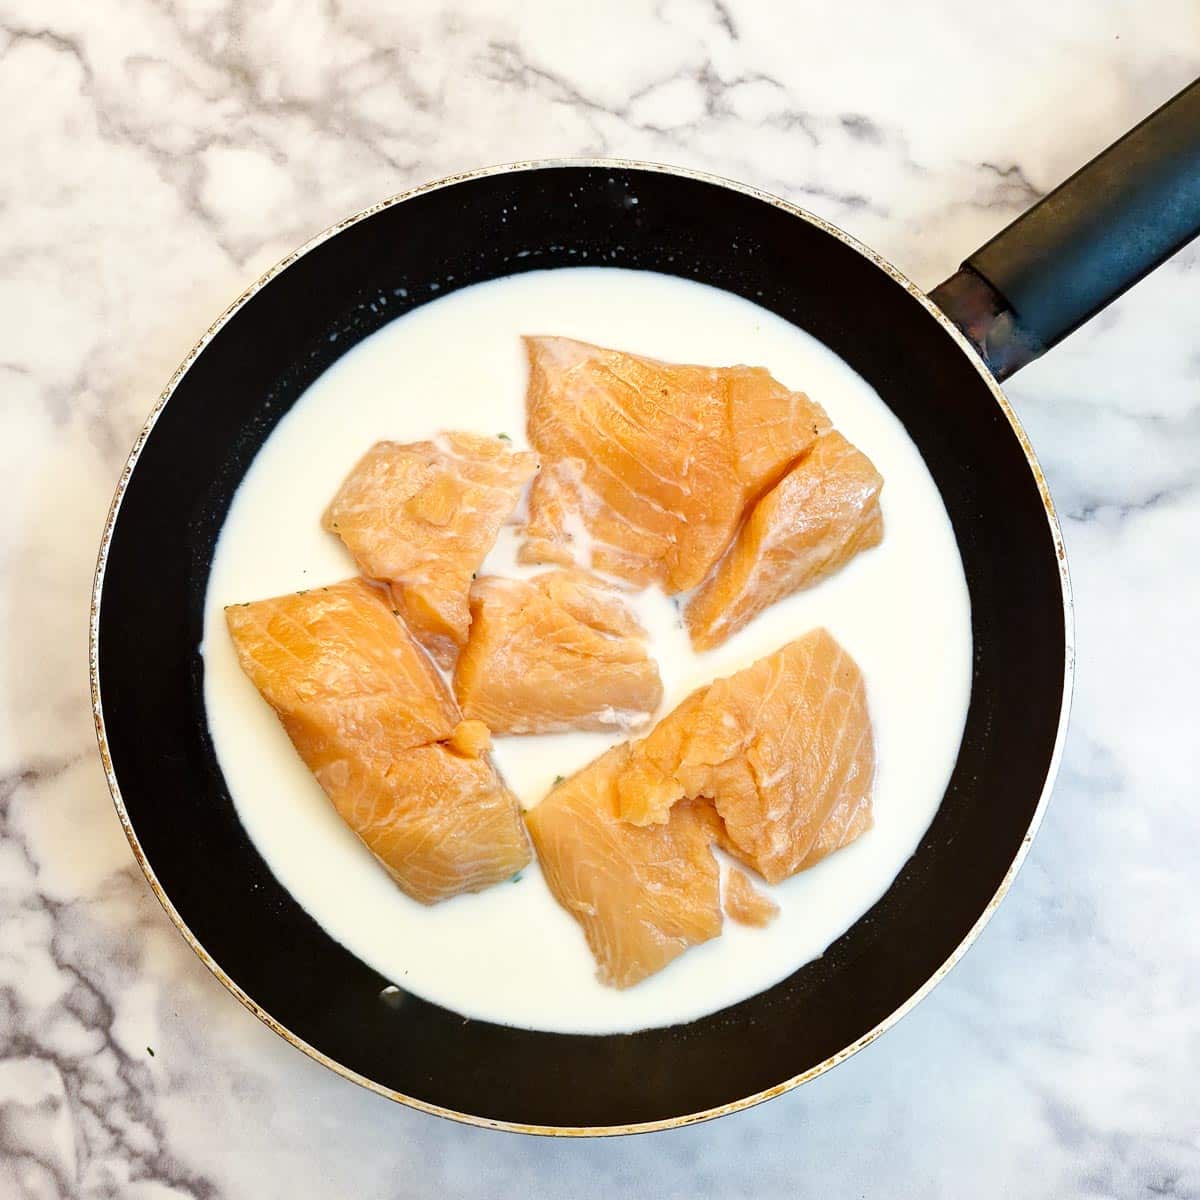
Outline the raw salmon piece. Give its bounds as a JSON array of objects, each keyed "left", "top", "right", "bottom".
[
  {"left": 723, "top": 867, "right": 780, "bottom": 928},
  {"left": 225, "top": 578, "right": 459, "bottom": 750},
  {"left": 324, "top": 433, "right": 538, "bottom": 666},
  {"left": 225, "top": 579, "right": 530, "bottom": 904},
  {"left": 616, "top": 629, "right": 875, "bottom": 883},
  {"left": 687, "top": 432, "right": 884, "bottom": 650},
  {"left": 520, "top": 336, "right": 830, "bottom": 591},
  {"left": 453, "top": 570, "right": 663, "bottom": 734},
  {"left": 798, "top": 783, "right": 874, "bottom": 871},
  {"left": 613, "top": 687, "right": 705, "bottom": 825},
  {"left": 334, "top": 738, "right": 530, "bottom": 905},
  {"left": 526, "top": 744, "right": 723, "bottom": 988},
  {"left": 447, "top": 718, "right": 493, "bottom": 757}
]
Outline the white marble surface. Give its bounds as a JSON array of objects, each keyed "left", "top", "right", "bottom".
[{"left": 1, "top": 0, "right": 1197, "bottom": 1195}]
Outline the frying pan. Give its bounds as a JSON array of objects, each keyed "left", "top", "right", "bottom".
[{"left": 91, "top": 79, "right": 1200, "bottom": 1134}]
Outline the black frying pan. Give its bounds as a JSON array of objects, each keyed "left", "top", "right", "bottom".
[{"left": 91, "top": 79, "right": 1200, "bottom": 1134}]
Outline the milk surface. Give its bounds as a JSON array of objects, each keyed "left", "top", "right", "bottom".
[{"left": 202, "top": 268, "right": 972, "bottom": 1034}]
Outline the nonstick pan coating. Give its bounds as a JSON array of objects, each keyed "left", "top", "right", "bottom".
[{"left": 92, "top": 162, "right": 1071, "bottom": 1133}]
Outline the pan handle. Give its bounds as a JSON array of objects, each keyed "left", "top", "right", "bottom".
[{"left": 929, "top": 77, "right": 1200, "bottom": 380}]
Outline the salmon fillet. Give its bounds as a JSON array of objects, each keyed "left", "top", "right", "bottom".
[
  {"left": 525, "top": 745, "right": 723, "bottom": 988},
  {"left": 796, "top": 781, "right": 875, "bottom": 871},
  {"left": 687, "top": 431, "right": 884, "bottom": 649},
  {"left": 453, "top": 570, "right": 663, "bottom": 734},
  {"left": 616, "top": 629, "right": 875, "bottom": 883},
  {"left": 323, "top": 433, "right": 538, "bottom": 667},
  {"left": 723, "top": 867, "right": 780, "bottom": 928},
  {"left": 520, "top": 336, "right": 830, "bottom": 591},
  {"left": 225, "top": 579, "right": 530, "bottom": 904}
]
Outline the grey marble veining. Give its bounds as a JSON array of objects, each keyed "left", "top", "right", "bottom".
[{"left": 1, "top": 1, "right": 1198, "bottom": 1196}]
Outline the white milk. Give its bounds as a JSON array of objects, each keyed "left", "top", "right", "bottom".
[{"left": 201, "top": 268, "right": 972, "bottom": 1035}]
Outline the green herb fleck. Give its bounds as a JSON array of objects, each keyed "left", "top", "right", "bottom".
[
  {"left": 392, "top": 609, "right": 400, "bottom": 616},
  {"left": 146, "top": 1046, "right": 155, "bottom": 1057},
  {"left": 296, "top": 589, "right": 308, "bottom": 595},
  {"left": 511, "top": 872, "right": 523, "bottom": 883},
  {"left": 497, "top": 432, "right": 511, "bottom": 441},
  {"left": 553, "top": 775, "right": 564, "bottom": 786}
]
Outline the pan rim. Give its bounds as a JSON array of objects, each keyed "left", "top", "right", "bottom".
[{"left": 88, "top": 157, "right": 1075, "bottom": 1137}]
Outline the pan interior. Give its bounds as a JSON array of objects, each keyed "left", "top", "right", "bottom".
[{"left": 97, "top": 165, "right": 1067, "bottom": 1130}]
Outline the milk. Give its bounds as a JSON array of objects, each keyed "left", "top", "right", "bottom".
[{"left": 201, "top": 267, "right": 972, "bottom": 1034}]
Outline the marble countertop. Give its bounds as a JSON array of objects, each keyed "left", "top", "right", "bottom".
[{"left": 3, "top": 1, "right": 1198, "bottom": 1195}]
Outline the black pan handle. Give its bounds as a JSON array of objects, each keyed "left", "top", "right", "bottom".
[{"left": 930, "top": 77, "right": 1200, "bottom": 379}]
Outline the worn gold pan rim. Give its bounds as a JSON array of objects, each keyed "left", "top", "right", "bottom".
[{"left": 90, "top": 158, "right": 1074, "bottom": 1136}]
